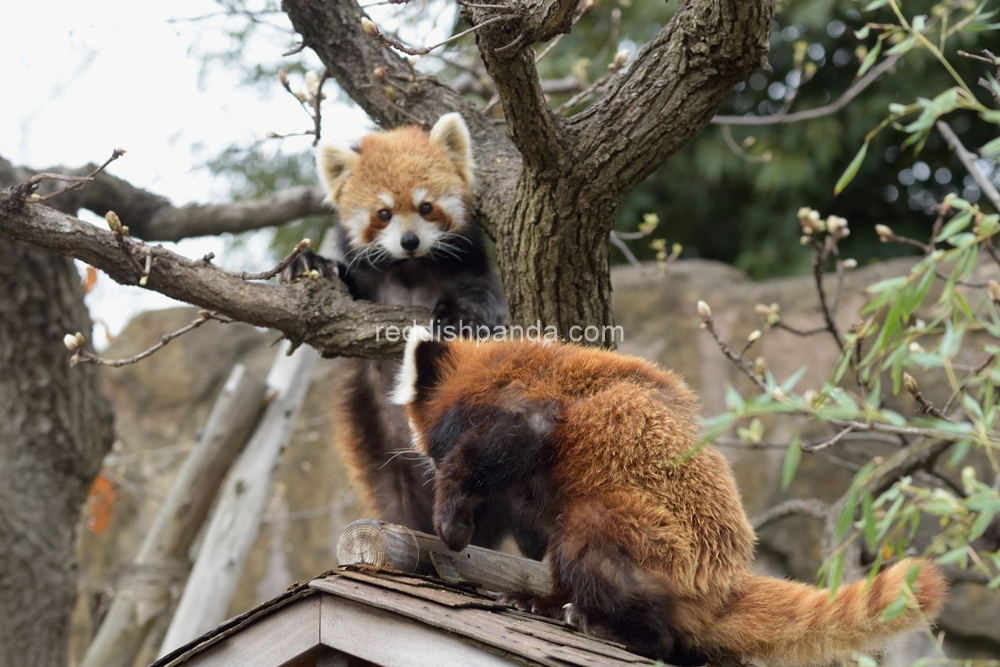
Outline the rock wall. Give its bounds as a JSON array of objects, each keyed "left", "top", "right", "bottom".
[{"left": 68, "top": 260, "right": 1000, "bottom": 665}]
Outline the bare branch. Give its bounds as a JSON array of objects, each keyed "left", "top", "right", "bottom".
[
  {"left": 569, "top": 0, "right": 773, "bottom": 200},
  {"left": 711, "top": 54, "right": 902, "bottom": 126},
  {"left": 903, "top": 372, "right": 952, "bottom": 421},
  {"left": 69, "top": 311, "right": 232, "bottom": 368},
  {"left": 238, "top": 238, "right": 312, "bottom": 280},
  {"left": 752, "top": 498, "right": 830, "bottom": 531},
  {"left": 937, "top": 120, "right": 1000, "bottom": 212},
  {"left": 609, "top": 231, "right": 644, "bottom": 270},
  {"left": 0, "top": 194, "right": 428, "bottom": 359},
  {"left": 697, "top": 303, "right": 767, "bottom": 392},
  {"left": 802, "top": 425, "right": 855, "bottom": 452}
]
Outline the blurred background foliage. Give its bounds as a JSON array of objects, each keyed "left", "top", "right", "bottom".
[{"left": 199, "top": 0, "right": 1000, "bottom": 279}]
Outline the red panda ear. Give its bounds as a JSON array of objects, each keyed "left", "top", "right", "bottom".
[
  {"left": 315, "top": 142, "right": 360, "bottom": 198},
  {"left": 429, "top": 113, "right": 476, "bottom": 189},
  {"left": 392, "top": 326, "right": 448, "bottom": 405}
]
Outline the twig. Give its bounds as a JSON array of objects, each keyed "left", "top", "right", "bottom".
[
  {"left": 936, "top": 120, "right": 1000, "bottom": 212},
  {"left": 719, "top": 125, "right": 771, "bottom": 163},
  {"left": 803, "top": 425, "right": 855, "bottom": 452},
  {"left": 609, "top": 231, "right": 644, "bottom": 270},
  {"left": 554, "top": 56, "right": 627, "bottom": 116},
  {"left": 773, "top": 322, "right": 829, "bottom": 336},
  {"left": 714, "top": 431, "right": 904, "bottom": 450},
  {"left": 104, "top": 211, "right": 146, "bottom": 277},
  {"left": 697, "top": 303, "right": 768, "bottom": 391},
  {"left": 310, "top": 70, "right": 331, "bottom": 144},
  {"left": 712, "top": 54, "right": 902, "bottom": 126},
  {"left": 238, "top": 239, "right": 312, "bottom": 281},
  {"left": 752, "top": 498, "right": 830, "bottom": 531},
  {"left": 810, "top": 237, "right": 846, "bottom": 349},
  {"left": 37, "top": 148, "right": 126, "bottom": 203},
  {"left": 941, "top": 353, "right": 996, "bottom": 414},
  {"left": 67, "top": 311, "right": 233, "bottom": 368},
  {"left": 362, "top": 14, "right": 518, "bottom": 57}
]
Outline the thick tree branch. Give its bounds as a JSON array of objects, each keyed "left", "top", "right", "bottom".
[
  {"left": 569, "top": 0, "right": 772, "bottom": 199},
  {"left": 466, "top": 0, "right": 577, "bottom": 172},
  {"left": 0, "top": 195, "right": 428, "bottom": 359},
  {"left": 1, "top": 155, "right": 329, "bottom": 242}
]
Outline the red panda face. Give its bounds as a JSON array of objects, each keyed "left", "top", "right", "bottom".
[{"left": 315, "top": 114, "right": 476, "bottom": 261}]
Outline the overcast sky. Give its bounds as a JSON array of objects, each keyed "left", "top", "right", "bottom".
[{"left": 1, "top": 0, "right": 437, "bottom": 346}]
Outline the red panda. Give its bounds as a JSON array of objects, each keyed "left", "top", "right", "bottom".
[
  {"left": 392, "top": 329, "right": 949, "bottom": 667},
  {"left": 281, "top": 115, "right": 544, "bottom": 554}
]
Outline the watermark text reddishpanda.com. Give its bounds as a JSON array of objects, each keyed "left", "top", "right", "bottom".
[{"left": 375, "top": 320, "right": 625, "bottom": 346}]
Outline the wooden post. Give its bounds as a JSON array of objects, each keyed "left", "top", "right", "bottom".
[
  {"left": 336, "top": 519, "right": 552, "bottom": 596},
  {"left": 157, "top": 340, "right": 321, "bottom": 656},
  {"left": 80, "top": 364, "right": 268, "bottom": 667}
]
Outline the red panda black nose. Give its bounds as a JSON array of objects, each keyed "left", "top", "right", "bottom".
[{"left": 401, "top": 232, "right": 420, "bottom": 252}]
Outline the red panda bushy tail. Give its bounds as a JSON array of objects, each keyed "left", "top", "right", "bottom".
[{"left": 696, "top": 558, "right": 947, "bottom": 667}]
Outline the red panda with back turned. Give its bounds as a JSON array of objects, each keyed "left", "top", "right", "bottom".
[{"left": 391, "top": 328, "right": 948, "bottom": 667}]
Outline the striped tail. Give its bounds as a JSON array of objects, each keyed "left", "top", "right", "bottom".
[{"left": 697, "top": 558, "right": 948, "bottom": 667}]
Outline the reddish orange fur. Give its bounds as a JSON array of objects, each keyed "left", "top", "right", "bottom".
[
  {"left": 405, "top": 339, "right": 948, "bottom": 666},
  {"left": 333, "top": 126, "right": 470, "bottom": 231}
]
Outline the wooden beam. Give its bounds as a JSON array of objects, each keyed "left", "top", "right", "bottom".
[
  {"left": 336, "top": 520, "right": 551, "bottom": 596},
  {"left": 158, "top": 341, "right": 322, "bottom": 655},
  {"left": 81, "top": 364, "right": 268, "bottom": 667}
]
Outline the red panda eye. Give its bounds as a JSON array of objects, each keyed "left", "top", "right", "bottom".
[
  {"left": 377, "top": 209, "right": 392, "bottom": 222},
  {"left": 419, "top": 202, "right": 433, "bottom": 216}
]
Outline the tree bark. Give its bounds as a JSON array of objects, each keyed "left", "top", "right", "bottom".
[
  {"left": 0, "top": 168, "right": 115, "bottom": 666},
  {"left": 282, "top": 0, "right": 772, "bottom": 337}
]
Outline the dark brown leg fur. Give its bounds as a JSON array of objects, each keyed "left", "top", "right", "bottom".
[{"left": 549, "top": 498, "right": 709, "bottom": 667}]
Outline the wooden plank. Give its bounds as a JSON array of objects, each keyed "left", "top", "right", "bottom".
[
  {"left": 320, "top": 596, "right": 517, "bottom": 667},
  {"left": 499, "top": 616, "right": 646, "bottom": 662},
  {"left": 334, "top": 569, "right": 506, "bottom": 609},
  {"left": 188, "top": 596, "right": 320, "bottom": 667},
  {"left": 311, "top": 575, "right": 649, "bottom": 667},
  {"left": 337, "top": 520, "right": 552, "bottom": 595},
  {"left": 159, "top": 341, "right": 322, "bottom": 655}
]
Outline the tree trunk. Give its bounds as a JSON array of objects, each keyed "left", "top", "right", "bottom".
[
  {"left": 0, "top": 193, "right": 115, "bottom": 664},
  {"left": 498, "top": 172, "right": 616, "bottom": 339}
]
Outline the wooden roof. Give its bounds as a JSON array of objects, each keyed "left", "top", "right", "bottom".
[{"left": 149, "top": 567, "right": 656, "bottom": 667}]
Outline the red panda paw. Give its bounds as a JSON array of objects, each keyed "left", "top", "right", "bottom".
[
  {"left": 499, "top": 591, "right": 568, "bottom": 619},
  {"left": 278, "top": 248, "right": 338, "bottom": 284}
]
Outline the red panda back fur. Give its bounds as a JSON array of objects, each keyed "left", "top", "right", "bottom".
[{"left": 401, "top": 338, "right": 948, "bottom": 667}]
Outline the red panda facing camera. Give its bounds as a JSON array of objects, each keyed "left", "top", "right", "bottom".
[
  {"left": 392, "top": 328, "right": 948, "bottom": 667},
  {"left": 281, "top": 114, "right": 546, "bottom": 555}
]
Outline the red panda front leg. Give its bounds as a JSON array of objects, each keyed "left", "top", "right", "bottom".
[{"left": 428, "top": 402, "right": 556, "bottom": 552}]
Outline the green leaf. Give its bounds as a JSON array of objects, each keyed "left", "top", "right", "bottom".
[
  {"left": 857, "top": 39, "right": 882, "bottom": 78},
  {"left": 725, "top": 385, "right": 745, "bottom": 413},
  {"left": 835, "top": 142, "right": 868, "bottom": 195},
  {"left": 837, "top": 491, "right": 857, "bottom": 541},
  {"left": 782, "top": 435, "right": 802, "bottom": 490},
  {"left": 828, "top": 551, "right": 845, "bottom": 600},
  {"left": 938, "top": 547, "right": 968, "bottom": 566},
  {"left": 880, "top": 595, "right": 909, "bottom": 622},
  {"left": 982, "top": 136, "right": 1000, "bottom": 157},
  {"left": 937, "top": 211, "right": 973, "bottom": 243},
  {"left": 862, "top": 492, "right": 877, "bottom": 550},
  {"left": 885, "top": 34, "right": 918, "bottom": 55},
  {"left": 970, "top": 507, "right": 998, "bottom": 541}
]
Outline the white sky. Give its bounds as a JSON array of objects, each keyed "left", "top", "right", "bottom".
[{"left": 1, "top": 0, "right": 445, "bottom": 347}]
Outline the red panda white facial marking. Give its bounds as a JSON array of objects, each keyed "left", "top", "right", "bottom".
[{"left": 315, "top": 113, "right": 475, "bottom": 262}]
